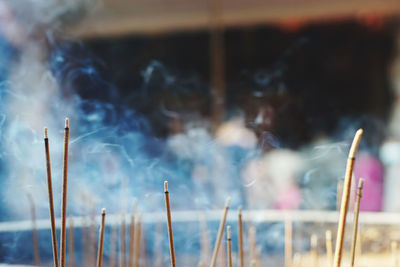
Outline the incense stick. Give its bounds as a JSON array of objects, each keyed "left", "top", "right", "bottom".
[
  {"left": 164, "top": 181, "right": 176, "bottom": 267},
  {"left": 238, "top": 206, "right": 244, "bottom": 267},
  {"left": 134, "top": 216, "right": 142, "bottom": 267},
  {"left": 129, "top": 214, "right": 135, "bottom": 267},
  {"left": 336, "top": 180, "right": 344, "bottom": 211},
  {"left": 60, "top": 118, "right": 70, "bottom": 267},
  {"left": 44, "top": 128, "right": 59, "bottom": 267},
  {"left": 333, "top": 129, "right": 363, "bottom": 267},
  {"left": 227, "top": 226, "right": 232, "bottom": 267},
  {"left": 68, "top": 218, "right": 75, "bottom": 267},
  {"left": 285, "top": 219, "right": 293, "bottom": 267},
  {"left": 120, "top": 214, "right": 126, "bottom": 267},
  {"left": 210, "top": 197, "right": 230, "bottom": 267},
  {"left": 350, "top": 179, "right": 364, "bottom": 267},
  {"left": 311, "top": 234, "right": 318, "bottom": 267},
  {"left": 96, "top": 208, "right": 106, "bottom": 267},
  {"left": 27, "top": 193, "right": 40, "bottom": 266},
  {"left": 325, "top": 230, "right": 333, "bottom": 267}
]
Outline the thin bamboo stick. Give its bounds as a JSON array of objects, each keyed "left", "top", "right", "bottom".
[
  {"left": 350, "top": 178, "right": 364, "bottom": 267},
  {"left": 238, "top": 206, "right": 244, "bottom": 267},
  {"left": 164, "top": 181, "right": 176, "bottom": 267},
  {"left": 227, "top": 226, "right": 232, "bottom": 267},
  {"left": 209, "top": 197, "right": 230, "bottom": 267},
  {"left": 285, "top": 219, "right": 293, "bottom": 267},
  {"left": 333, "top": 129, "right": 363, "bottom": 267},
  {"left": 60, "top": 118, "right": 70, "bottom": 267},
  {"left": 134, "top": 216, "right": 142, "bottom": 267},
  {"left": 44, "top": 128, "right": 58, "bottom": 267},
  {"left": 120, "top": 214, "right": 126, "bottom": 267},
  {"left": 96, "top": 208, "right": 106, "bottom": 267}
]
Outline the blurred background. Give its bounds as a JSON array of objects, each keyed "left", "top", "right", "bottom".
[{"left": 1, "top": 0, "right": 400, "bottom": 265}]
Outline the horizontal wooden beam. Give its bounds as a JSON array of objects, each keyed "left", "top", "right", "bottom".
[{"left": 68, "top": 0, "right": 400, "bottom": 37}]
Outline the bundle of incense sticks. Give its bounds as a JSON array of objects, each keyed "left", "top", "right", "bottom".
[{"left": 40, "top": 124, "right": 368, "bottom": 267}]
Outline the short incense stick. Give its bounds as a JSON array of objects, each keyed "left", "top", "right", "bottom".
[
  {"left": 210, "top": 197, "right": 230, "bottom": 267},
  {"left": 238, "top": 206, "right": 244, "bottom": 267},
  {"left": 311, "top": 234, "right": 318, "bottom": 267},
  {"left": 227, "top": 226, "right": 233, "bottom": 267},
  {"left": 134, "top": 216, "right": 142, "bottom": 267},
  {"left": 164, "top": 181, "right": 176, "bottom": 267},
  {"left": 325, "top": 230, "right": 333, "bottom": 267},
  {"left": 285, "top": 219, "right": 293, "bottom": 267},
  {"left": 350, "top": 179, "right": 364, "bottom": 267},
  {"left": 333, "top": 129, "right": 363, "bottom": 267},
  {"left": 44, "top": 128, "right": 59, "bottom": 267},
  {"left": 96, "top": 208, "right": 106, "bottom": 267},
  {"left": 27, "top": 193, "right": 40, "bottom": 266},
  {"left": 120, "top": 214, "right": 126, "bottom": 267},
  {"left": 68, "top": 218, "right": 75, "bottom": 267},
  {"left": 60, "top": 118, "right": 70, "bottom": 267},
  {"left": 129, "top": 214, "right": 136, "bottom": 267}
]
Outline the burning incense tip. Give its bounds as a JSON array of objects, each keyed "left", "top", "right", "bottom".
[
  {"left": 358, "top": 178, "right": 364, "bottom": 189},
  {"left": 348, "top": 128, "right": 363, "bottom": 158},
  {"left": 102, "top": 208, "right": 106, "bottom": 215},
  {"left": 238, "top": 205, "right": 242, "bottom": 215},
  {"left": 164, "top": 181, "right": 169, "bottom": 192},
  {"left": 227, "top": 225, "right": 231, "bottom": 239},
  {"left": 225, "top": 197, "right": 231, "bottom": 207},
  {"left": 65, "top": 118, "right": 69, "bottom": 128},
  {"left": 44, "top": 127, "right": 48, "bottom": 138}
]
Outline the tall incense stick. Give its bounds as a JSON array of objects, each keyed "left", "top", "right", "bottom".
[
  {"left": 60, "top": 118, "right": 70, "bottom": 267},
  {"left": 333, "top": 129, "right": 363, "bottom": 267},
  {"left": 44, "top": 128, "right": 59, "bottom": 267},
  {"left": 350, "top": 179, "right": 364, "bottom": 267},
  {"left": 164, "top": 181, "right": 176, "bottom": 267},
  {"left": 227, "top": 226, "right": 233, "bottom": 267},
  {"left": 210, "top": 197, "right": 230, "bottom": 267},
  {"left": 96, "top": 208, "right": 106, "bottom": 267},
  {"left": 238, "top": 206, "right": 244, "bottom": 267},
  {"left": 325, "top": 230, "right": 333, "bottom": 267},
  {"left": 285, "top": 219, "right": 293, "bottom": 267}
]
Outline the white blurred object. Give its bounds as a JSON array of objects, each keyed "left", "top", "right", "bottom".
[
  {"left": 215, "top": 117, "right": 257, "bottom": 149},
  {"left": 242, "top": 149, "right": 304, "bottom": 209}
]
